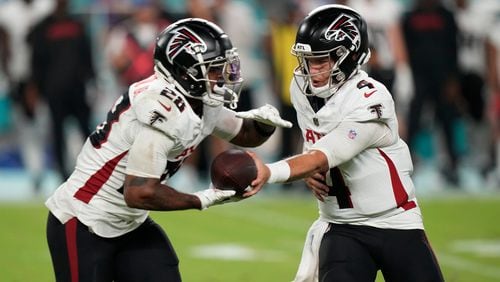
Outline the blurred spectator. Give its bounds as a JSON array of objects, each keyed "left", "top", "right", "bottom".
[
  {"left": 211, "top": 0, "right": 261, "bottom": 112},
  {"left": 0, "top": 0, "right": 54, "bottom": 194},
  {"left": 452, "top": 0, "right": 500, "bottom": 181},
  {"left": 212, "top": 0, "right": 287, "bottom": 158},
  {"left": 185, "top": 0, "right": 215, "bottom": 21},
  {"left": 348, "top": 0, "right": 413, "bottom": 139},
  {"left": 0, "top": 26, "right": 7, "bottom": 74},
  {"left": 0, "top": 25, "right": 10, "bottom": 134},
  {"left": 29, "top": 0, "right": 95, "bottom": 180},
  {"left": 402, "top": 0, "right": 462, "bottom": 187},
  {"left": 487, "top": 19, "right": 500, "bottom": 187},
  {"left": 267, "top": 1, "right": 304, "bottom": 162},
  {"left": 322, "top": 0, "right": 349, "bottom": 5},
  {"left": 105, "top": 0, "right": 170, "bottom": 91}
]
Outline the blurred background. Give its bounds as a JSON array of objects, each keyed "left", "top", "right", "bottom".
[
  {"left": 0, "top": 0, "right": 499, "bottom": 198},
  {"left": 0, "top": 0, "right": 499, "bottom": 281}
]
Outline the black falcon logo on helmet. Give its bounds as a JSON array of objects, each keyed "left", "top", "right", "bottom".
[
  {"left": 166, "top": 27, "right": 207, "bottom": 64},
  {"left": 325, "top": 14, "right": 361, "bottom": 50}
]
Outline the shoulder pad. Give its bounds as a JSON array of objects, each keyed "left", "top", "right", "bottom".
[
  {"left": 133, "top": 88, "right": 186, "bottom": 136},
  {"left": 344, "top": 77, "right": 396, "bottom": 122}
]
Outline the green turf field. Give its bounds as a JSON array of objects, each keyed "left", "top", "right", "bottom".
[{"left": 1, "top": 193, "right": 499, "bottom": 281}]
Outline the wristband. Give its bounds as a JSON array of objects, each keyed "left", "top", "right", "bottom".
[
  {"left": 266, "top": 160, "right": 291, "bottom": 183},
  {"left": 253, "top": 120, "right": 276, "bottom": 137}
]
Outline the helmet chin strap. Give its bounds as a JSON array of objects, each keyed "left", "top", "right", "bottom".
[
  {"left": 213, "top": 84, "right": 238, "bottom": 109},
  {"left": 195, "top": 51, "right": 238, "bottom": 109},
  {"left": 201, "top": 95, "right": 223, "bottom": 107}
]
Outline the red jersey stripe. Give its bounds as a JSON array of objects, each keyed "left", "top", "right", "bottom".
[
  {"left": 377, "top": 148, "right": 416, "bottom": 211},
  {"left": 74, "top": 151, "right": 128, "bottom": 203}
]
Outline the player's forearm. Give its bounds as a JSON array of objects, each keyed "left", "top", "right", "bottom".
[
  {"left": 230, "top": 119, "right": 275, "bottom": 147},
  {"left": 142, "top": 184, "right": 201, "bottom": 211},
  {"left": 266, "top": 150, "right": 329, "bottom": 183},
  {"left": 124, "top": 176, "right": 201, "bottom": 210},
  {"left": 288, "top": 151, "right": 329, "bottom": 181}
]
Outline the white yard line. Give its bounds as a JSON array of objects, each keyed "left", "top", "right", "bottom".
[{"left": 438, "top": 252, "right": 500, "bottom": 279}]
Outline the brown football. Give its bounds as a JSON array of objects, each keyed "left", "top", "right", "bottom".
[{"left": 210, "top": 149, "right": 257, "bottom": 195}]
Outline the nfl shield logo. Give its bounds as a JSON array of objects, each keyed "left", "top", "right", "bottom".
[{"left": 348, "top": 129, "right": 357, "bottom": 140}]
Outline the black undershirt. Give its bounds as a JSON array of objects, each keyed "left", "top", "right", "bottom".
[{"left": 307, "top": 96, "right": 326, "bottom": 113}]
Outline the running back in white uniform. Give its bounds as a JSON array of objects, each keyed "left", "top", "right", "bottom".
[
  {"left": 45, "top": 74, "right": 241, "bottom": 238},
  {"left": 291, "top": 70, "right": 422, "bottom": 230}
]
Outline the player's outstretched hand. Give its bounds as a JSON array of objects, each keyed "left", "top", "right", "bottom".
[
  {"left": 193, "top": 186, "right": 236, "bottom": 210},
  {"left": 242, "top": 151, "right": 270, "bottom": 197},
  {"left": 236, "top": 104, "right": 293, "bottom": 128}
]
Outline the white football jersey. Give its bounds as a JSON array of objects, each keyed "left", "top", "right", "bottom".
[
  {"left": 46, "top": 74, "right": 241, "bottom": 238},
  {"left": 291, "top": 70, "right": 423, "bottom": 229}
]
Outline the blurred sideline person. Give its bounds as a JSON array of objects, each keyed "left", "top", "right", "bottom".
[
  {"left": 211, "top": 0, "right": 261, "bottom": 113},
  {"left": 0, "top": 0, "right": 54, "bottom": 194},
  {"left": 453, "top": 0, "right": 500, "bottom": 182},
  {"left": 245, "top": 5, "right": 443, "bottom": 281},
  {"left": 488, "top": 20, "right": 500, "bottom": 186},
  {"left": 402, "top": 0, "right": 462, "bottom": 187},
  {"left": 348, "top": 0, "right": 413, "bottom": 140},
  {"left": 105, "top": 0, "right": 170, "bottom": 92},
  {"left": 45, "top": 18, "right": 291, "bottom": 282},
  {"left": 267, "top": 1, "right": 305, "bottom": 170},
  {"left": 30, "top": 0, "right": 95, "bottom": 180}
]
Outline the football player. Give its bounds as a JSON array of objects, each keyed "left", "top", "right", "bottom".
[
  {"left": 45, "top": 18, "right": 291, "bottom": 282},
  {"left": 246, "top": 5, "right": 444, "bottom": 282}
]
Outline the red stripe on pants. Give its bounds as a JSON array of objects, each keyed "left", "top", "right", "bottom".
[{"left": 65, "top": 218, "right": 79, "bottom": 282}]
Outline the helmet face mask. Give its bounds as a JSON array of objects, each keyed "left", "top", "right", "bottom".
[
  {"left": 291, "top": 5, "right": 370, "bottom": 98},
  {"left": 292, "top": 44, "right": 350, "bottom": 98},
  {"left": 154, "top": 18, "right": 243, "bottom": 109},
  {"left": 186, "top": 48, "right": 243, "bottom": 108}
]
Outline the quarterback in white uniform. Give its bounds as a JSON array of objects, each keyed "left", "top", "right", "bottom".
[
  {"left": 45, "top": 18, "right": 291, "bottom": 282},
  {"left": 248, "top": 5, "right": 443, "bottom": 282}
]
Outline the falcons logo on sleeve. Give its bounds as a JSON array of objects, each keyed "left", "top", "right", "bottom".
[
  {"left": 325, "top": 14, "right": 361, "bottom": 50},
  {"left": 166, "top": 27, "right": 207, "bottom": 64}
]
